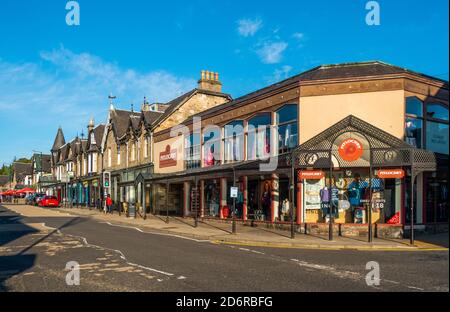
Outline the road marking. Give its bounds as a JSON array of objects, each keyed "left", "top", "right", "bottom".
[
  {"left": 101, "top": 221, "right": 209, "bottom": 243},
  {"left": 407, "top": 286, "right": 425, "bottom": 291},
  {"left": 53, "top": 225, "right": 182, "bottom": 279}
]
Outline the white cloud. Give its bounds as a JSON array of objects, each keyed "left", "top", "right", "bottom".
[
  {"left": 268, "top": 65, "right": 293, "bottom": 83},
  {"left": 256, "top": 41, "right": 288, "bottom": 64},
  {"left": 0, "top": 46, "right": 196, "bottom": 163},
  {"left": 292, "top": 32, "right": 304, "bottom": 40},
  {"left": 237, "top": 18, "right": 263, "bottom": 37}
]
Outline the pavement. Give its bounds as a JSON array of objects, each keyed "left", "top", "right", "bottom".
[
  {"left": 0, "top": 204, "right": 448, "bottom": 292},
  {"left": 10, "top": 204, "right": 447, "bottom": 252}
]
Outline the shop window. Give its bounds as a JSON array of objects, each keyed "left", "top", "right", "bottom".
[
  {"left": 223, "top": 121, "right": 244, "bottom": 163},
  {"left": 185, "top": 133, "right": 201, "bottom": 169},
  {"left": 247, "top": 113, "right": 271, "bottom": 160},
  {"left": 203, "top": 127, "right": 221, "bottom": 167},
  {"left": 276, "top": 105, "right": 298, "bottom": 154},
  {"left": 301, "top": 169, "right": 401, "bottom": 224},
  {"left": 204, "top": 180, "right": 220, "bottom": 217}
]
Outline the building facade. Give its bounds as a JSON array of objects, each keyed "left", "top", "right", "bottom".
[{"left": 46, "top": 63, "right": 448, "bottom": 238}]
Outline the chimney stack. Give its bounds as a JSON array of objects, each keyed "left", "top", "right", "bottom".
[
  {"left": 88, "top": 117, "right": 94, "bottom": 133},
  {"left": 198, "top": 70, "right": 222, "bottom": 93}
]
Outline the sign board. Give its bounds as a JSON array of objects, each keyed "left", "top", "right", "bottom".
[
  {"left": 159, "top": 145, "right": 177, "bottom": 168},
  {"left": 230, "top": 187, "right": 238, "bottom": 198},
  {"left": 298, "top": 170, "right": 325, "bottom": 180},
  {"left": 376, "top": 169, "right": 405, "bottom": 179},
  {"left": 60, "top": 173, "right": 69, "bottom": 183},
  {"left": 338, "top": 138, "right": 363, "bottom": 162}
]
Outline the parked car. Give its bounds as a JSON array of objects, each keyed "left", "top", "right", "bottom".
[
  {"left": 32, "top": 193, "right": 46, "bottom": 206},
  {"left": 38, "top": 195, "right": 60, "bottom": 207}
]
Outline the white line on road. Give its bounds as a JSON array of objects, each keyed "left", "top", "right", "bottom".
[
  {"left": 101, "top": 221, "right": 210, "bottom": 243},
  {"left": 55, "top": 228, "right": 181, "bottom": 278}
]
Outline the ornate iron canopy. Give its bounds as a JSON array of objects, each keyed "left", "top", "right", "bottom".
[{"left": 288, "top": 115, "right": 436, "bottom": 174}]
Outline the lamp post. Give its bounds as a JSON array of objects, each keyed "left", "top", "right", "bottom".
[{"left": 232, "top": 167, "right": 237, "bottom": 234}]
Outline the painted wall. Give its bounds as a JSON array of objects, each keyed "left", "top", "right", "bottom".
[{"left": 299, "top": 90, "right": 405, "bottom": 143}]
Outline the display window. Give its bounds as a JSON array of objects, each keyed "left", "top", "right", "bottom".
[
  {"left": 301, "top": 168, "right": 402, "bottom": 224},
  {"left": 225, "top": 180, "right": 244, "bottom": 219},
  {"left": 204, "top": 180, "right": 220, "bottom": 217},
  {"left": 246, "top": 179, "right": 272, "bottom": 221},
  {"left": 425, "top": 173, "right": 449, "bottom": 223}
]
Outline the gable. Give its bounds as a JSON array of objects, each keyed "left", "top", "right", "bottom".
[{"left": 154, "top": 92, "right": 230, "bottom": 133}]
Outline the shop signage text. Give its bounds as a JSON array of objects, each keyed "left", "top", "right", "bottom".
[
  {"left": 376, "top": 169, "right": 405, "bottom": 179},
  {"left": 338, "top": 138, "right": 363, "bottom": 162},
  {"left": 298, "top": 170, "right": 325, "bottom": 180},
  {"left": 160, "top": 145, "right": 177, "bottom": 168}
]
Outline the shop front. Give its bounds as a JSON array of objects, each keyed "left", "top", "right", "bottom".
[{"left": 290, "top": 115, "right": 436, "bottom": 241}]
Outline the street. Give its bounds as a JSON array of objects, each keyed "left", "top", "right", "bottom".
[{"left": 0, "top": 204, "right": 448, "bottom": 292}]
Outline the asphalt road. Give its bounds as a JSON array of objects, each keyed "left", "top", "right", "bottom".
[{"left": 0, "top": 205, "right": 448, "bottom": 292}]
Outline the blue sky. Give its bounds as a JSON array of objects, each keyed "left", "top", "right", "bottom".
[{"left": 0, "top": 0, "right": 448, "bottom": 165}]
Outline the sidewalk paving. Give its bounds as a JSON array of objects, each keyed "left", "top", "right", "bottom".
[{"left": 3, "top": 204, "right": 448, "bottom": 251}]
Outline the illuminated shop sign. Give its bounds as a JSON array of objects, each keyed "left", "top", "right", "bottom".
[
  {"left": 376, "top": 169, "right": 405, "bottom": 179},
  {"left": 298, "top": 170, "right": 325, "bottom": 180}
]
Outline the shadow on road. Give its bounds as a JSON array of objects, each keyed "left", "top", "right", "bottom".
[
  {"left": 0, "top": 205, "right": 39, "bottom": 291},
  {"left": 0, "top": 205, "right": 86, "bottom": 291}
]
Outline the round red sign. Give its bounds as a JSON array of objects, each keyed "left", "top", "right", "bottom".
[{"left": 338, "top": 138, "right": 363, "bottom": 162}]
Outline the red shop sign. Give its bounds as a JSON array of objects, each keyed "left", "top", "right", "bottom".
[
  {"left": 338, "top": 138, "right": 363, "bottom": 162},
  {"left": 377, "top": 169, "right": 405, "bottom": 179},
  {"left": 159, "top": 145, "right": 177, "bottom": 168},
  {"left": 298, "top": 170, "right": 325, "bottom": 180}
]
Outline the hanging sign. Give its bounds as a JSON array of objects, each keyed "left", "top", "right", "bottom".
[
  {"left": 338, "top": 138, "right": 363, "bottom": 162},
  {"left": 298, "top": 170, "right": 325, "bottom": 180},
  {"left": 376, "top": 169, "right": 405, "bottom": 179}
]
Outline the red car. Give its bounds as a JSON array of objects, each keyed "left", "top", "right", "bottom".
[{"left": 38, "top": 196, "right": 60, "bottom": 207}]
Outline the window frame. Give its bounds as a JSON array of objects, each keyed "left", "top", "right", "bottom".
[
  {"left": 275, "top": 104, "right": 298, "bottom": 154},
  {"left": 223, "top": 120, "right": 245, "bottom": 164},
  {"left": 246, "top": 113, "right": 272, "bottom": 161}
]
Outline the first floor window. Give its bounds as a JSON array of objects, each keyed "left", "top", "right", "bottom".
[
  {"left": 247, "top": 114, "right": 271, "bottom": 160},
  {"left": 276, "top": 104, "right": 298, "bottom": 154},
  {"left": 405, "top": 117, "right": 423, "bottom": 148},
  {"left": 203, "top": 127, "right": 221, "bottom": 167},
  {"left": 224, "top": 121, "right": 244, "bottom": 163},
  {"left": 185, "top": 133, "right": 201, "bottom": 169}
]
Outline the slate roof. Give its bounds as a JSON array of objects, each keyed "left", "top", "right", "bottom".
[
  {"left": 32, "top": 153, "right": 51, "bottom": 173},
  {"left": 142, "top": 111, "right": 164, "bottom": 127},
  {"left": 182, "top": 61, "right": 449, "bottom": 123},
  {"left": 110, "top": 109, "right": 141, "bottom": 140},
  {"left": 51, "top": 127, "right": 66, "bottom": 151},
  {"left": 13, "top": 162, "right": 32, "bottom": 182}
]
